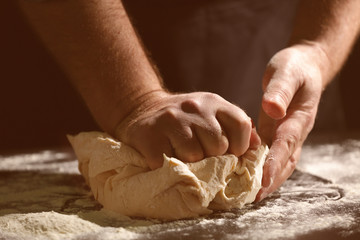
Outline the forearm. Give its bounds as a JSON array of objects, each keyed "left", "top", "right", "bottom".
[
  {"left": 17, "top": 0, "right": 164, "bottom": 134},
  {"left": 289, "top": 0, "right": 360, "bottom": 86}
]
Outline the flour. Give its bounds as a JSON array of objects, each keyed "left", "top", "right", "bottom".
[
  {"left": 0, "top": 211, "right": 99, "bottom": 240},
  {"left": 1, "top": 135, "right": 360, "bottom": 239},
  {"left": 228, "top": 200, "right": 356, "bottom": 240},
  {"left": 0, "top": 211, "right": 140, "bottom": 240}
]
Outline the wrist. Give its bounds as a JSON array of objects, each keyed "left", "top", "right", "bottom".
[{"left": 110, "top": 88, "right": 170, "bottom": 138}]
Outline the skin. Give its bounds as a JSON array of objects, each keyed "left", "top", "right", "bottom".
[
  {"left": 115, "top": 91, "right": 261, "bottom": 169},
  {"left": 257, "top": 0, "right": 360, "bottom": 200},
  {"left": 16, "top": 0, "right": 260, "bottom": 170},
  {"left": 17, "top": 0, "right": 360, "bottom": 200}
]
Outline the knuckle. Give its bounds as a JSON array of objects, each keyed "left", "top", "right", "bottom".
[
  {"left": 181, "top": 98, "right": 201, "bottom": 114},
  {"left": 172, "top": 125, "right": 192, "bottom": 139},
  {"left": 288, "top": 155, "right": 297, "bottom": 169},
  {"left": 285, "top": 135, "right": 298, "bottom": 154},
  {"left": 222, "top": 109, "right": 251, "bottom": 130},
  {"left": 229, "top": 115, "right": 244, "bottom": 129},
  {"left": 241, "top": 116, "right": 252, "bottom": 131},
  {"left": 231, "top": 116, "right": 252, "bottom": 142},
  {"left": 160, "top": 107, "right": 179, "bottom": 121},
  {"left": 215, "top": 135, "right": 229, "bottom": 155},
  {"left": 276, "top": 134, "right": 299, "bottom": 156},
  {"left": 220, "top": 135, "right": 229, "bottom": 149},
  {"left": 204, "top": 92, "right": 223, "bottom": 102},
  {"left": 202, "top": 132, "right": 229, "bottom": 156}
]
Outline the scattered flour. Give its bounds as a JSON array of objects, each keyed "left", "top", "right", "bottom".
[
  {"left": 0, "top": 136, "right": 359, "bottom": 239},
  {"left": 0, "top": 211, "right": 139, "bottom": 240}
]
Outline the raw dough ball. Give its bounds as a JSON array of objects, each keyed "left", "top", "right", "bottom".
[{"left": 68, "top": 132, "right": 268, "bottom": 220}]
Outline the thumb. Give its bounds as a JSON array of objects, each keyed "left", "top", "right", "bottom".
[{"left": 262, "top": 64, "right": 300, "bottom": 120}]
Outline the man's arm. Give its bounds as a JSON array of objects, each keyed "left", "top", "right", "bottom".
[
  {"left": 17, "top": 0, "right": 260, "bottom": 169},
  {"left": 290, "top": 0, "right": 360, "bottom": 85},
  {"left": 257, "top": 0, "right": 360, "bottom": 200},
  {"left": 17, "top": 0, "right": 163, "bottom": 134}
]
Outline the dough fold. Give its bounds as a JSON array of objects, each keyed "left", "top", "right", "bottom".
[{"left": 68, "top": 132, "right": 268, "bottom": 220}]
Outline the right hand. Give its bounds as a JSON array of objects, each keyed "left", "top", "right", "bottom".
[
  {"left": 114, "top": 91, "right": 261, "bottom": 169},
  {"left": 256, "top": 44, "right": 325, "bottom": 201}
]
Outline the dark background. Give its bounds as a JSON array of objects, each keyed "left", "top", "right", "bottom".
[{"left": 1, "top": 1, "right": 359, "bottom": 152}]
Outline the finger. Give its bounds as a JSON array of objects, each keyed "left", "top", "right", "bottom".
[
  {"left": 166, "top": 125, "right": 205, "bottom": 163},
  {"left": 262, "top": 64, "right": 302, "bottom": 120},
  {"left": 262, "top": 139, "right": 300, "bottom": 191},
  {"left": 256, "top": 108, "right": 312, "bottom": 201},
  {"left": 249, "top": 123, "right": 262, "bottom": 150},
  {"left": 133, "top": 133, "right": 174, "bottom": 170},
  {"left": 216, "top": 107, "right": 254, "bottom": 156},
  {"left": 258, "top": 107, "right": 275, "bottom": 146},
  {"left": 194, "top": 117, "right": 228, "bottom": 157},
  {"left": 261, "top": 116, "right": 302, "bottom": 186},
  {"left": 256, "top": 147, "right": 301, "bottom": 201}
]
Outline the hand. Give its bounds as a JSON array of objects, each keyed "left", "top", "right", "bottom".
[
  {"left": 115, "top": 91, "right": 261, "bottom": 169},
  {"left": 256, "top": 44, "right": 328, "bottom": 201}
]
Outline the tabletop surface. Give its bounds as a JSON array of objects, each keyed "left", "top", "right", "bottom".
[{"left": 0, "top": 132, "right": 359, "bottom": 240}]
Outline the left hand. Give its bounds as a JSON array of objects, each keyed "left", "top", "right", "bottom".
[{"left": 256, "top": 43, "right": 329, "bottom": 201}]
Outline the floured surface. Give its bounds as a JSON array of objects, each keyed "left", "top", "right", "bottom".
[{"left": 1, "top": 132, "right": 360, "bottom": 239}]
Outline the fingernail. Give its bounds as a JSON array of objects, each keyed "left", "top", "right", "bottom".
[
  {"left": 258, "top": 193, "right": 266, "bottom": 202},
  {"left": 262, "top": 94, "right": 286, "bottom": 119}
]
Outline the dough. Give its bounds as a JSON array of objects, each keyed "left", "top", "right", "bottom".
[{"left": 68, "top": 132, "right": 268, "bottom": 220}]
